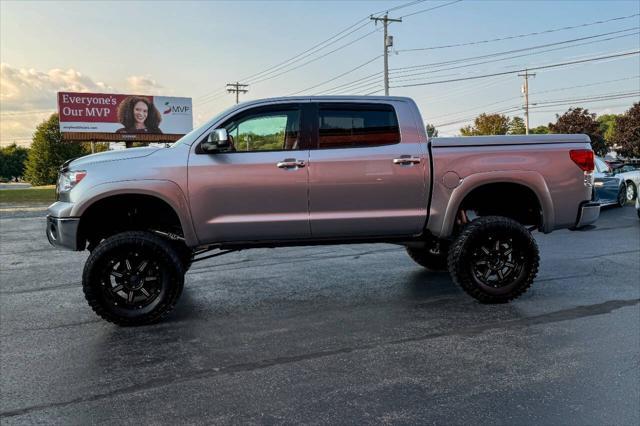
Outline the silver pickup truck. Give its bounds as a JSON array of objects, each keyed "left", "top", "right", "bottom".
[{"left": 46, "top": 96, "right": 600, "bottom": 325}]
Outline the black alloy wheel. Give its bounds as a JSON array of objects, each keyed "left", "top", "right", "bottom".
[
  {"left": 101, "top": 253, "right": 163, "bottom": 310},
  {"left": 469, "top": 237, "right": 524, "bottom": 289},
  {"left": 448, "top": 216, "right": 539, "bottom": 303},
  {"left": 83, "top": 231, "right": 184, "bottom": 326}
]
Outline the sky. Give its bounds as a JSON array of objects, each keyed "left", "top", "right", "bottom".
[{"left": 1, "top": 0, "right": 639, "bottom": 145}]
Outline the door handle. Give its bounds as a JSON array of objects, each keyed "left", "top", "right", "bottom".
[
  {"left": 393, "top": 156, "right": 421, "bottom": 165},
  {"left": 277, "top": 159, "right": 306, "bottom": 169}
]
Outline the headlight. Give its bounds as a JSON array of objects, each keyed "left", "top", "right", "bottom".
[{"left": 57, "top": 170, "right": 87, "bottom": 194}]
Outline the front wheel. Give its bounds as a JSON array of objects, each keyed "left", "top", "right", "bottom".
[
  {"left": 82, "top": 231, "right": 185, "bottom": 326},
  {"left": 447, "top": 216, "right": 539, "bottom": 304},
  {"left": 617, "top": 183, "right": 627, "bottom": 207}
]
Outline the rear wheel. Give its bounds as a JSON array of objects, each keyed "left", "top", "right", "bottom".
[
  {"left": 447, "top": 216, "right": 539, "bottom": 304},
  {"left": 82, "top": 231, "right": 185, "bottom": 326}
]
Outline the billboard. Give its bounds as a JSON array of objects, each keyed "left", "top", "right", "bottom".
[{"left": 57, "top": 92, "right": 192, "bottom": 142}]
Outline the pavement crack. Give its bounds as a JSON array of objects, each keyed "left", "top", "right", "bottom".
[{"left": 2, "top": 297, "right": 637, "bottom": 419}]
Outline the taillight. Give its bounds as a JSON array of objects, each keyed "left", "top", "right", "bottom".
[{"left": 570, "top": 149, "right": 594, "bottom": 172}]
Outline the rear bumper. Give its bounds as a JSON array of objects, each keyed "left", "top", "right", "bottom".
[
  {"left": 572, "top": 201, "right": 600, "bottom": 229},
  {"left": 46, "top": 215, "right": 81, "bottom": 251}
]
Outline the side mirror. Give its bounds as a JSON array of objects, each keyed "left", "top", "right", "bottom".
[{"left": 201, "top": 129, "right": 229, "bottom": 152}]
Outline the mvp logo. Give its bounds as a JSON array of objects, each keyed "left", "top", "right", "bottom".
[
  {"left": 85, "top": 107, "right": 111, "bottom": 117},
  {"left": 163, "top": 101, "right": 191, "bottom": 115}
]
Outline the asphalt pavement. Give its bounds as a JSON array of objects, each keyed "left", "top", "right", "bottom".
[{"left": 1, "top": 205, "right": 639, "bottom": 425}]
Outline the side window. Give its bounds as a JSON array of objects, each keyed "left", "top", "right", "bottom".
[
  {"left": 595, "top": 158, "right": 609, "bottom": 173},
  {"left": 317, "top": 104, "right": 400, "bottom": 149},
  {"left": 223, "top": 108, "right": 300, "bottom": 152}
]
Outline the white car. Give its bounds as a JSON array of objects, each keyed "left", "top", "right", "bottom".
[{"left": 614, "top": 165, "right": 640, "bottom": 202}]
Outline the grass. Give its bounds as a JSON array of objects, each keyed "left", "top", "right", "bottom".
[{"left": 0, "top": 185, "right": 56, "bottom": 204}]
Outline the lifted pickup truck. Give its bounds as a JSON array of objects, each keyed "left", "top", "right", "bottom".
[{"left": 47, "top": 96, "right": 600, "bottom": 325}]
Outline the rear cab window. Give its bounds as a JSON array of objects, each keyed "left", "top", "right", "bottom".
[{"left": 316, "top": 103, "right": 400, "bottom": 149}]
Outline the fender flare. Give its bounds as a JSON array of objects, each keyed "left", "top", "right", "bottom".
[
  {"left": 72, "top": 179, "right": 199, "bottom": 247},
  {"left": 428, "top": 170, "right": 555, "bottom": 238}
]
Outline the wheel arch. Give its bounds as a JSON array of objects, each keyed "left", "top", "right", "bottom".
[
  {"left": 428, "top": 171, "right": 554, "bottom": 238},
  {"left": 73, "top": 180, "right": 198, "bottom": 248}
]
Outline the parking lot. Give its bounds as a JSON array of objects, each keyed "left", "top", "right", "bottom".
[{"left": 1, "top": 205, "right": 639, "bottom": 425}]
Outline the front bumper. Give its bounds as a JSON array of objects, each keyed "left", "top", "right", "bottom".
[
  {"left": 46, "top": 215, "right": 81, "bottom": 251},
  {"left": 573, "top": 201, "right": 600, "bottom": 229}
]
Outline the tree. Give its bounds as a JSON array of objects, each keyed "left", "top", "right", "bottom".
[
  {"left": 530, "top": 125, "right": 550, "bottom": 134},
  {"left": 508, "top": 116, "right": 526, "bottom": 135},
  {"left": 0, "top": 144, "right": 29, "bottom": 179},
  {"left": 597, "top": 114, "right": 619, "bottom": 144},
  {"left": 548, "top": 107, "right": 606, "bottom": 156},
  {"left": 460, "top": 113, "right": 510, "bottom": 136},
  {"left": 612, "top": 103, "right": 640, "bottom": 158},
  {"left": 24, "top": 114, "right": 90, "bottom": 186},
  {"left": 426, "top": 124, "right": 439, "bottom": 138}
]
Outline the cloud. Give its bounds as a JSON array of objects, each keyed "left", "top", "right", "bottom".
[
  {"left": 126, "top": 75, "right": 164, "bottom": 94},
  {"left": 0, "top": 63, "right": 114, "bottom": 112},
  {"left": 0, "top": 64, "right": 165, "bottom": 144}
]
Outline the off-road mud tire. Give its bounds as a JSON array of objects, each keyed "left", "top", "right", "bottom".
[
  {"left": 447, "top": 216, "right": 539, "bottom": 304},
  {"left": 83, "top": 231, "right": 185, "bottom": 326}
]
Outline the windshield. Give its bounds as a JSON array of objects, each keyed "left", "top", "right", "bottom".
[{"left": 170, "top": 105, "right": 238, "bottom": 148}]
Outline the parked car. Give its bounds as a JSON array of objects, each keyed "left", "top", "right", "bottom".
[
  {"left": 594, "top": 157, "right": 627, "bottom": 207},
  {"left": 46, "top": 96, "right": 600, "bottom": 326},
  {"left": 613, "top": 165, "right": 640, "bottom": 202},
  {"left": 636, "top": 196, "right": 640, "bottom": 219}
]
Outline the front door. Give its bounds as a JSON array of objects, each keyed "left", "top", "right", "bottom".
[{"left": 188, "top": 104, "right": 311, "bottom": 244}]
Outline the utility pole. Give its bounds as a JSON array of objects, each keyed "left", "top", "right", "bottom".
[
  {"left": 518, "top": 69, "right": 536, "bottom": 134},
  {"left": 226, "top": 82, "right": 249, "bottom": 104},
  {"left": 371, "top": 14, "right": 402, "bottom": 96}
]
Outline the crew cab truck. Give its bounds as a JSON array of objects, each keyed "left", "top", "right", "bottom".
[{"left": 46, "top": 96, "right": 600, "bottom": 326}]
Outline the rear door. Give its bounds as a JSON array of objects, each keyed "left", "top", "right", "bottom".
[
  {"left": 188, "top": 103, "right": 313, "bottom": 244},
  {"left": 307, "top": 101, "right": 428, "bottom": 238}
]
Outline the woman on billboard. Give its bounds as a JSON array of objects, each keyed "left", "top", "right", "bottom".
[{"left": 116, "top": 96, "right": 163, "bottom": 134}]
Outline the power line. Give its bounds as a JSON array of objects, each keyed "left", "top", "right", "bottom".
[
  {"left": 390, "top": 27, "right": 639, "bottom": 74},
  {"left": 195, "top": 19, "right": 373, "bottom": 102},
  {"left": 431, "top": 91, "right": 640, "bottom": 128},
  {"left": 531, "top": 91, "right": 640, "bottom": 107},
  {"left": 531, "top": 75, "right": 640, "bottom": 96},
  {"left": 248, "top": 28, "right": 380, "bottom": 86},
  {"left": 387, "top": 29, "right": 639, "bottom": 83},
  {"left": 391, "top": 50, "right": 640, "bottom": 89},
  {"left": 397, "top": 13, "right": 640, "bottom": 52},
  {"left": 399, "top": 0, "right": 464, "bottom": 18},
  {"left": 425, "top": 75, "right": 640, "bottom": 122},
  {"left": 288, "top": 55, "right": 381, "bottom": 95},
  {"left": 318, "top": 28, "right": 638, "bottom": 95},
  {"left": 196, "top": 0, "right": 430, "bottom": 103}
]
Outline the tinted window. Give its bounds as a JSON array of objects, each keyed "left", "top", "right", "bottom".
[
  {"left": 223, "top": 108, "right": 300, "bottom": 152},
  {"left": 317, "top": 104, "right": 400, "bottom": 149}
]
